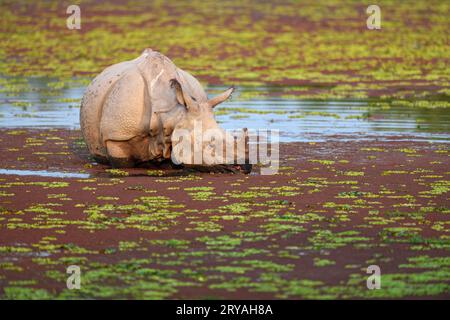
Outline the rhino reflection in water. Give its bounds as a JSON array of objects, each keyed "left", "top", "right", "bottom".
[{"left": 80, "top": 49, "right": 251, "bottom": 173}]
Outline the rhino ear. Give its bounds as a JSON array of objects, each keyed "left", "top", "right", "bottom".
[
  {"left": 208, "top": 87, "right": 234, "bottom": 108},
  {"left": 170, "top": 79, "right": 195, "bottom": 110}
]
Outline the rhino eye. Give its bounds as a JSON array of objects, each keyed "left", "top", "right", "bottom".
[{"left": 191, "top": 96, "right": 196, "bottom": 102}]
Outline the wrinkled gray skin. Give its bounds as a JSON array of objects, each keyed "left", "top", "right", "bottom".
[{"left": 80, "top": 49, "right": 250, "bottom": 172}]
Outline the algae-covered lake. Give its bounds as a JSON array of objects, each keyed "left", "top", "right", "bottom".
[{"left": 0, "top": 0, "right": 449, "bottom": 301}]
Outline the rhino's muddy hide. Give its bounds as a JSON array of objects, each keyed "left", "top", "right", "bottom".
[
  {"left": 80, "top": 49, "right": 252, "bottom": 173},
  {"left": 80, "top": 49, "right": 206, "bottom": 166}
]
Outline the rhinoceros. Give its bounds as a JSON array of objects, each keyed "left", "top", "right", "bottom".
[{"left": 80, "top": 48, "right": 251, "bottom": 173}]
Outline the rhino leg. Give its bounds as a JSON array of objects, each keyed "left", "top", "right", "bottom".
[
  {"left": 105, "top": 136, "right": 152, "bottom": 168},
  {"left": 109, "top": 157, "right": 136, "bottom": 168},
  {"left": 105, "top": 140, "right": 136, "bottom": 168},
  {"left": 93, "top": 155, "right": 110, "bottom": 165}
]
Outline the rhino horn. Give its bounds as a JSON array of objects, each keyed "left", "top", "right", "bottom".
[
  {"left": 170, "top": 78, "right": 196, "bottom": 110},
  {"left": 208, "top": 87, "right": 234, "bottom": 108}
]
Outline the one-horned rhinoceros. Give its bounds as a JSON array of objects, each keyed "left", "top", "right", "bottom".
[{"left": 80, "top": 49, "right": 251, "bottom": 173}]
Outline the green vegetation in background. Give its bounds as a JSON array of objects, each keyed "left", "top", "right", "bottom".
[{"left": 0, "top": 0, "right": 448, "bottom": 101}]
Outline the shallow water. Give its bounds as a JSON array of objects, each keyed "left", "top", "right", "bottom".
[
  {"left": 0, "top": 169, "right": 90, "bottom": 179},
  {"left": 1, "top": 79, "right": 449, "bottom": 142},
  {"left": 220, "top": 98, "right": 450, "bottom": 143}
]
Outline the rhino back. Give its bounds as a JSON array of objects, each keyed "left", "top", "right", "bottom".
[
  {"left": 99, "top": 67, "right": 150, "bottom": 143},
  {"left": 80, "top": 59, "right": 138, "bottom": 157},
  {"left": 80, "top": 50, "right": 175, "bottom": 156},
  {"left": 80, "top": 49, "right": 200, "bottom": 162},
  {"left": 100, "top": 51, "right": 182, "bottom": 142}
]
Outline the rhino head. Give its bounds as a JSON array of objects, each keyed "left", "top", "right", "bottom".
[{"left": 169, "top": 79, "right": 251, "bottom": 173}]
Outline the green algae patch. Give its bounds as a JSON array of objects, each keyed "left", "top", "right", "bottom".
[
  {"left": 314, "top": 258, "right": 336, "bottom": 267},
  {"left": 0, "top": 1, "right": 448, "bottom": 101}
]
